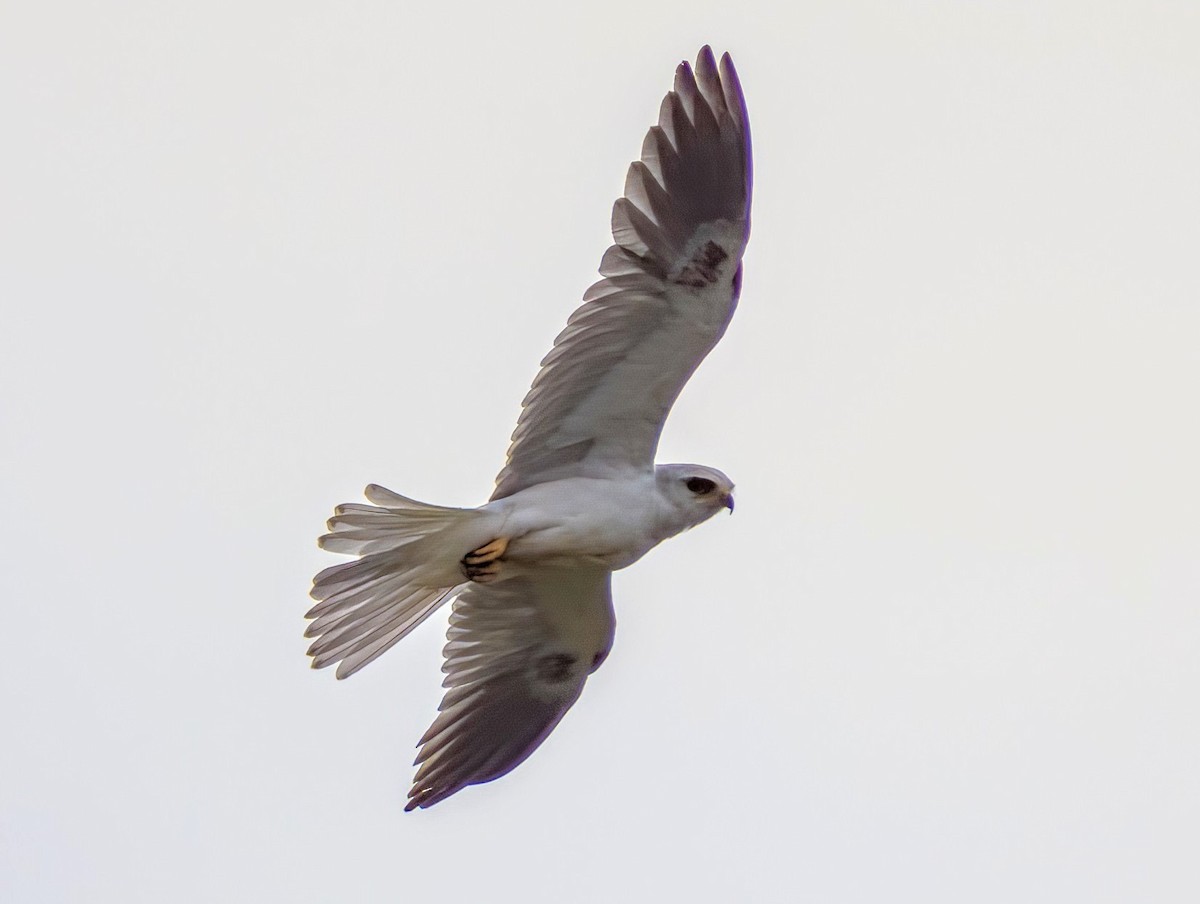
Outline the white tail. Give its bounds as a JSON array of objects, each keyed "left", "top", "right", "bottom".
[{"left": 306, "top": 484, "right": 484, "bottom": 678}]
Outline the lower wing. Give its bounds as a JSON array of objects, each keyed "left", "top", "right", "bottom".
[{"left": 406, "top": 564, "right": 616, "bottom": 810}]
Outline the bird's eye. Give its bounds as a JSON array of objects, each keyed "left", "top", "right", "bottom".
[{"left": 685, "top": 477, "right": 716, "bottom": 494}]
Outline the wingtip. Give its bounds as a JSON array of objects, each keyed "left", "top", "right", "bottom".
[
  {"left": 673, "top": 59, "right": 698, "bottom": 109},
  {"left": 405, "top": 785, "right": 445, "bottom": 811},
  {"left": 715, "top": 50, "right": 753, "bottom": 230},
  {"left": 718, "top": 52, "right": 747, "bottom": 121}
]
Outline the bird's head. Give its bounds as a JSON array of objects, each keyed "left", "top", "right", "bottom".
[{"left": 655, "top": 463, "right": 735, "bottom": 530}]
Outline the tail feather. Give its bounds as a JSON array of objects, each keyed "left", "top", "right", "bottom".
[
  {"left": 362, "top": 483, "right": 437, "bottom": 508},
  {"left": 305, "top": 562, "right": 414, "bottom": 635},
  {"left": 309, "top": 585, "right": 452, "bottom": 678},
  {"left": 307, "top": 484, "right": 484, "bottom": 678},
  {"left": 308, "top": 555, "right": 406, "bottom": 617},
  {"left": 338, "top": 589, "right": 453, "bottom": 678},
  {"left": 319, "top": 530, "right": 423, "bottom": 557},
  {"left": 319, "top": 490, "right": 472, "bottom": 557}
]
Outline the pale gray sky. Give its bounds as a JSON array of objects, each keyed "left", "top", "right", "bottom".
[{"left": 2, "top": 2, "right": 1198, "bottom": 902}]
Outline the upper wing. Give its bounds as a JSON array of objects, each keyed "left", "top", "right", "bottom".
[
  {"left": 405, "top": 565, "right": 615, "bottom": 810},
  {"left": 491, "top": 46, "right": 753, "bottom": 500}
]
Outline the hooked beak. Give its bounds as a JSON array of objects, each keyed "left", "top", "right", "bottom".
[{"left": 722, "top": 492, "right": 735, "bottom": 514}]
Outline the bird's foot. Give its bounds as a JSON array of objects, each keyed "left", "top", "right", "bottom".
[{"left": 461, "top": 536, "right": 510, "bottom": 583}]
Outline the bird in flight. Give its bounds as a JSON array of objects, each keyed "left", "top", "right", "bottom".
[{"left": 307, "top": 46, "right": 752, "bottom": 810}]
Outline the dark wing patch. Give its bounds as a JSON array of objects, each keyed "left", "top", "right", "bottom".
[
  {"left": 672, "top": 240, "right": 730, "bottom": 288},
  {"left": 535, "top": 653, "right": 579, "bottom": 684}
]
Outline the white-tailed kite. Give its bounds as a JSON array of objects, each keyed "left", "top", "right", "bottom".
[{"left": 307, "top": 46, "right": 752, "bottom": 810}]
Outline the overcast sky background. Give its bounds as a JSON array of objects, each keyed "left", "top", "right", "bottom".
[{"left": 3, "top": 2, "right": 1198, "bottom": 902}]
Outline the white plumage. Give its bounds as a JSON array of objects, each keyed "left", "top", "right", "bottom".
[{"left": 307, "top": 46, "right": 752, "bottom": 810}]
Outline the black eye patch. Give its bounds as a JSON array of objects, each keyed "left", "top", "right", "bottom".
[{"left": 685, "top": 477, "right": 716, "bottom": 494}]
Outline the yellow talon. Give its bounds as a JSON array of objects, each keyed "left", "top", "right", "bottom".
[
  {"left": 461, "top": 536, "right": 510, "bottom": 582},
  {"left": 463, "top": 536, "right": 509, "bottom": 564}
]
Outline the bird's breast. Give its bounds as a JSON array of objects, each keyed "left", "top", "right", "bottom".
[{"left": 488, "top": 475, "right": 663, "bottom": 570}]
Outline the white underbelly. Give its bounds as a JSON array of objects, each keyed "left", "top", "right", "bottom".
[{"left": 486, "top": 475, "right": 662, "bottom": 570}]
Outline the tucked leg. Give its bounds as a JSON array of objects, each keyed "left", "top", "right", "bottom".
[{"left": 461, "top": 536, "right": 509, "bottom": 583}]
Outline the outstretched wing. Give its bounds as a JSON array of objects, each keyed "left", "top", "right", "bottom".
[
  {"left": 492, "top": 46, "right": 753, "bottom": 500},
  {"left": 406, "top": 566, "right": 616, "bottom": 810}
]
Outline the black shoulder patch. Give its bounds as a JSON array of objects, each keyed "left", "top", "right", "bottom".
[
  {"left": 673, "top": 240, "right": 729, "bottom": 288},
  {"left": 535, "top": 653, "right": 577, "bottom": 684}
]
